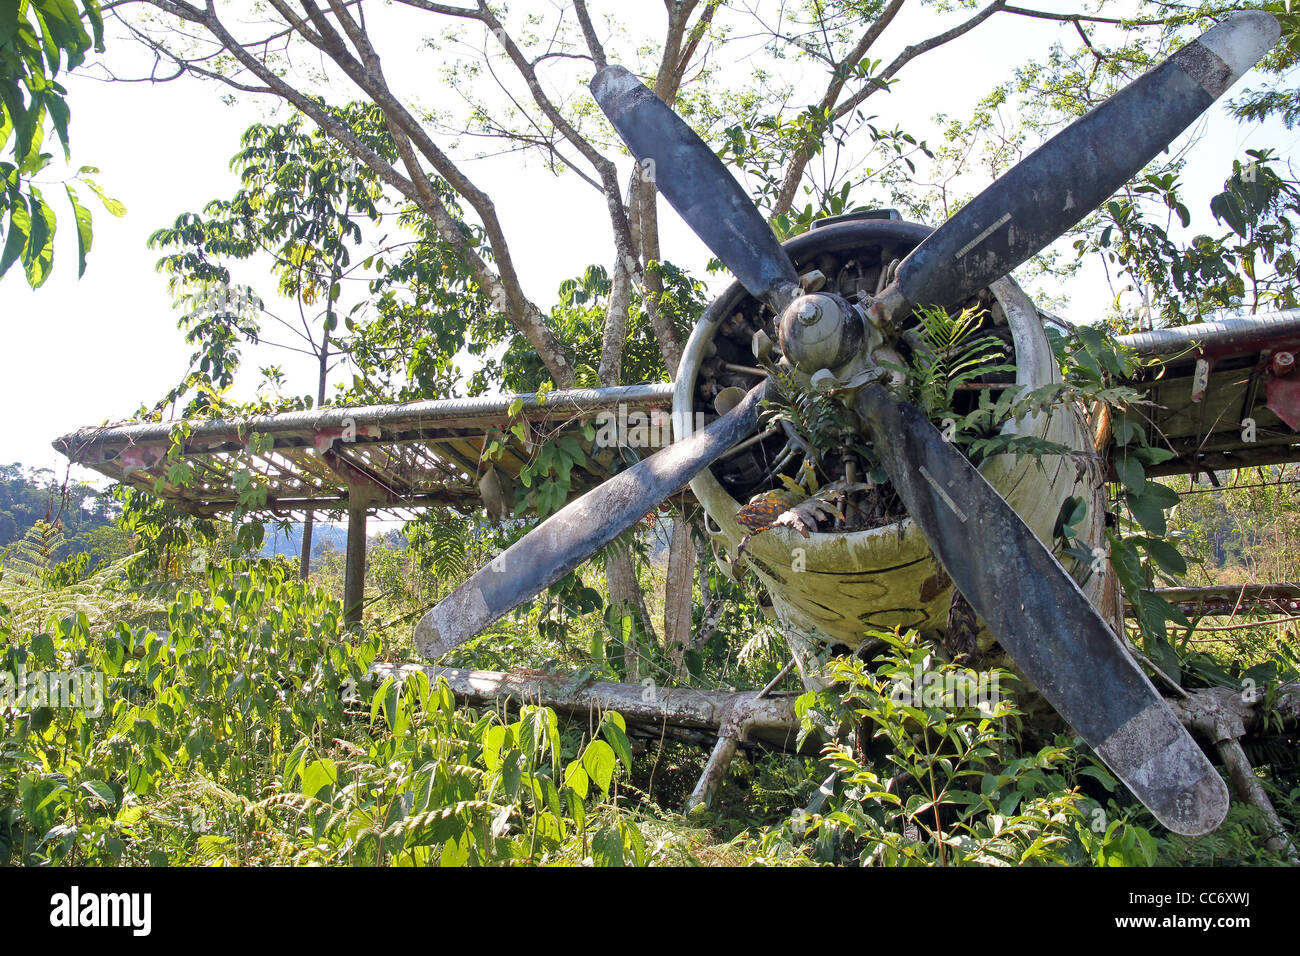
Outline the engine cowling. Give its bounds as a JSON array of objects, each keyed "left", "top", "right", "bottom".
[{"left": 671, "top": 217, "right": 1119, "bottom": 674}]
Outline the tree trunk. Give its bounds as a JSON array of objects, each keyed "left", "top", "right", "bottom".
[
  {"left": 606, "top": 546, "right": 657, "bottom": 682},
  {"left": 663, "top": 512, "right": 697, "bottom": 674},
  {"left": 299, "top": 286, "right": 334, "bottom": 580},
  {"left": 298, "top": 515, "right": 315, "bottom": 580}
]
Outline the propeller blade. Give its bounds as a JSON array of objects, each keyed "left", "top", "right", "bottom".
[
  {"left": 887, "top": 11, "right": 1279, "bottom": 317},
  {"left": 591, "top": 65, "right": 800, "bottom": 312},
  {"left": 855, "top": 384, "right": 1229, "bottom": 835},
  {"left": 414, "top": 382, "right": 769, "bottom": 660}
]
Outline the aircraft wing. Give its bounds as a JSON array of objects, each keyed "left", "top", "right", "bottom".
[
  {"left": 53, "top": 384, "right": 675, "bottom": 517},
  {"left": 1113, "top": 310, "right": 1300, "bottom": 477}
]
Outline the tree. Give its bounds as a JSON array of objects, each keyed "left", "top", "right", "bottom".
[
  {"left": 1230, "top": 2, "right": 1300, "bottom": 128},
  {"left": 100, "top": 0, "right": 1293, "bottom": 653},
  {"left": 1, "top": 0, "right": 121, "bottom": 288},
  {"left": 149, "top": 103, "right": 406, "bottom": 575},
  {"left": 874, "top": 2, "right": 1300, "bottom": 328},
  {"left": 0, "top": 461, "right": 125, "bottom": 560}
]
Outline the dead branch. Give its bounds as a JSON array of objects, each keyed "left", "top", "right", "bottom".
[
  {"left": 369, "top": 661, "right": 805, "bottom": 752},
  {"left": 1168, "top": 683, "right": 1299, "bottom": 860}
]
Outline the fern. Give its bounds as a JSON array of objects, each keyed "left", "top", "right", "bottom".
[
  {"left": 763, "top": 367, "right": 864, "bottom": 481},
  {"left": 901, "top": 304, "right": 1015, "bottom": 419},
  {"left": 0, "top": 525, "right": 149, "bottom": 635},
  {"left": 3, "top": 521, "right": 67, "bottom": 582},
  {"left": 409, "top": 510, "right": 468, "bottom": 580}
]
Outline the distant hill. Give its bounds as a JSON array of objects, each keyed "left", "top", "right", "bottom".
[
  {"left": 261, "top": 522, "right": 350, "bottom": 559},
  {"left": 0, "top": 462, "right": 382, "bottom": 568},
  {"left": 0, "top": 462, "right": 129, "bottom": 565}
]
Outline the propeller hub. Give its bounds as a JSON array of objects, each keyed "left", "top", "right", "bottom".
[{"left": 778, "top": 292, "right": 865, "bottom": 373}]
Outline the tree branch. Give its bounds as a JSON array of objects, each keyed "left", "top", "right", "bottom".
[{"left": 147, "top": 0, "right": 575, "bottom": 384}]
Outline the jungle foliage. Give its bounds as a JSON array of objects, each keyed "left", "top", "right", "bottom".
[
  {"left": 0, "top": 0, "right": 120, "bottom": 288},
  {"left": 5, "top": 0, "right": 1300, "bottom": 867}
]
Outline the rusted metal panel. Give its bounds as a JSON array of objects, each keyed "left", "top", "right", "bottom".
[
  {"left": 1266, "top": 374, "right": 1300, "bottom": 431},
  {"left": 53, "top": 383, "right": 674, "bottom": 518},
  {"left": 1114, "top": 311, "right": 1300, "bottom": 476}
]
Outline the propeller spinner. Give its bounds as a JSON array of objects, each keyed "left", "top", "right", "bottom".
[{"left": 415, "top": 12, "right": 1280, "bottom": 835}]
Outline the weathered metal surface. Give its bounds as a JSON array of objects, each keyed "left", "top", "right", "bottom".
[
  {"left": 412, "top": 382, "right": 768, "bottom": 660},
  {"left": 53, "top": 383, "right": 674, "bottom": 516},
  {"left": 369, "top": 662, "right": 805, "bottom": 752},
  {"left": 590, "top": 65, "right": 799, "bottom": 313},
  {"left": 675, "top": 222, "right": 1110, "bottom": 650},
  {"left": 1111, "top": 310, "right": 1300, "bottom": 477},
  {"left": 855, "top": 382, "right": 1229, "bottom": 836},
  {"left": 1118, "top": 309, "right": 1300, "bottom": 359},
  {"left": 1129, "top": 584, "right": 1300, "bottom": 618},
  {"left": 889, "top": 13, "right": 1279, "bottom": 319}
]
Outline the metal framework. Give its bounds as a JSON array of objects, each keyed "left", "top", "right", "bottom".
[
  {"left": 51, "top": 310, "right": 1300, "bottom": 628},
  {"left": 54, "top": 383, "right": 674, "bottom": 623},
  {"left": 1114, "top": 310, "right": 1300, "bottom": 477}
]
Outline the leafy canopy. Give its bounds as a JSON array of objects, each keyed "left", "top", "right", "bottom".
[{"left": 0, "top": 0, "right": 120, "bottom": 289}]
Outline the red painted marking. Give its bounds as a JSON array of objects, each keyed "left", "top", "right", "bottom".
[{"left": 1266, "top": 375, "right": 1300, "bottom": 432}]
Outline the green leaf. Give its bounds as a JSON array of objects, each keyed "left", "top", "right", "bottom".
[
  {"left": 83, "top": 177, "right": 125, "bottom": 216},
  {"left": 370, "top": 676, "right": 395, "bottom": 727},
  {"left": 563, "top": 760, "right": 589, "bottom": 799},
  {"left": 0, "top": 2, "right": 19, "bottom": 48},
  {"left": 1144, "top": 538, "right": 1187, "bottom": 576},
  {"left": 1131, "top": 446, "right": 1175, "bottom": 466},
  {"left": 79, "top": 779, "right": 117, "bottom": 806},
  {"left": 601, "top": 712, "right": 634, "bottom": 771},
  {"left": 1112, "top": 419, "right": 1142, "bottom": 447},
  {"left": 22, "top": 186, "right": 56, "bottom": 286},
  {"left": 81, "top": 0, "right": 105, "bottom": 52},
  {"left": 30, "top": 631, "right": 55, "bottom": 664},
  {"left": 0, "top": 203, "right": 30, "bottom": 279},
  {"left": 298, "top": 758, "right": 337, "bottom": 798},
  {"left": 1142, "top": 482, "right": 1180, "bottom": 510},
  {"left": 281, "top": 738, "right": 309, "bottom": 790},
  {"left": 1078, "top": 765, "right": 1117, "bottom": 792},
  {"left": 1114, "top": 455, "right": 1145, "bottom": 494},
  {"left": 1054, "top": 495, "right": 1086, "bottom": 540},
  {"left": 581, "top": 739, "right": 616, "bottom": 794},
  {"left": 64, "top": 183, "right": 91, "bottom": 276},
  {"left": 1126, "top": 491, "right": 1167, "bottom": 535},
  {"left": 1143, "top": 631, "right": 1181, "bottom": 684},
  {"left": 592, "top": 825, "right": 624, "bottom": 867}
]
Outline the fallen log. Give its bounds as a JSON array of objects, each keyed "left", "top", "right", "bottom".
[
  {"left": 685, "top": 659, "right": 799, "bottom": 811},
  {"left": 1168, "top": 683, "right": 1299, "bottom": 861},
  {"left": 368, "top": 662, "right": 807, "bottom": 753},
  {"left": 370, "top": 663, "right": 1299, "bottom": 844},
  {"left": 1125, "top": 584, "right": 1300, "bottom": 619}
]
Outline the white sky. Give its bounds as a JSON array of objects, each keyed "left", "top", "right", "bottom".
[{"left": 1, "top": 1, "right": 1295, "bottom": 482}]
